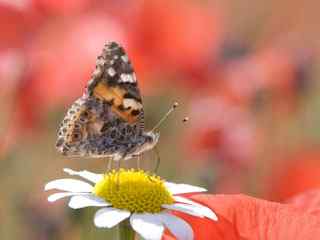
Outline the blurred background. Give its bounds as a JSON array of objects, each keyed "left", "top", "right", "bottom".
[{"left": 1, "top": 0, "right": 320, "bottom": 239}]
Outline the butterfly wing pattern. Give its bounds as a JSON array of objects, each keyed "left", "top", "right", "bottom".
[{"left": 56, "top": 42, "right": 159, "bottom": 160}]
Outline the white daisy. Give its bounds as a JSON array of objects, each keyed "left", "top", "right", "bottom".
[{"left": 44, "top": 168, "right": 217, "bottom": 240}]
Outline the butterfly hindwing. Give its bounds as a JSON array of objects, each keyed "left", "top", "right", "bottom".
[{"left": 56, "top": 94, "right": 141, "bottom": 157}]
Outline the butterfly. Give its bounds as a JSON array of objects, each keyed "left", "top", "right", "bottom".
[{"left": 56, "top": 42, "right": 161, "bottom": 161}]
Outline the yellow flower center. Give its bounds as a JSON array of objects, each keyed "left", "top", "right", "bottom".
[{"left": 93, "top": 169, "right": 174, "bottom": 213}]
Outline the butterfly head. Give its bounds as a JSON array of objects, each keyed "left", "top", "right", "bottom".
[
  {"left": 134, "top": 131, "right": 160, "bottom": 155},
  {"left": 146, "top": 131, "right": 160, "bottom": 146}
]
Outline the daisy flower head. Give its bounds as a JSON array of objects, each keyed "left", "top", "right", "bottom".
[{"left": 44, "top": 168, "right": 218, "bottom": 240}]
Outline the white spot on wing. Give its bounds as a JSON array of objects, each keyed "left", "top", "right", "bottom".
[
  {"left": 120, "top": 73, "right": 136, "bottom": 83},
  {"left": 123, "top": 98, "right": 142, "bottom": 109},
  {"left": 107, "top": 67, "right": 116, "bottom": 77},
  {"left": 121, "top": 54, "right": 129, "bottom": 62}
]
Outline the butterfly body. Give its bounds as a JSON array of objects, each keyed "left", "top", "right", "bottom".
[{"left": 56, "top": 42, "right": 159, "bottom": 161}]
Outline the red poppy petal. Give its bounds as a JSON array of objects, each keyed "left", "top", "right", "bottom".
[
  {"left": 168, "top": 210, "right": 241, "bottom": 240},
  {"left": 287, "top": 189, "right": 320, "bottom": 216},
  {"left": 163, "top": 194, "right": 320, "bottom": 239}
]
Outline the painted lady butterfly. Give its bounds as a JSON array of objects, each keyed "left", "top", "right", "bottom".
[{"left": 56, "top": 42, "right": 162, "bottom": 161}]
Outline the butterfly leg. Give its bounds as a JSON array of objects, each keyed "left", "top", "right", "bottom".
[
  {"left": 107, "top": 158, "right": 113, "bottom": 172},
  {"left": 146, "top": 148, "right": 161, "bottom": 183},
  {"left": 153, "top": 146, "right": 161, "bottom": 174},
  {"left": 116, "top": 152, "right": 128, "bottom": 189},
  {"left": 116, "top": 158, "right": 121, "bottom": 189},
  {"left": 136, "top": 154, "right": 141, "bottom": 169},
  {"left": 117, "top": 158, "right": 121, "bottom": 170}
]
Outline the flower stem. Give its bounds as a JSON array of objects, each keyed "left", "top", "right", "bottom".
[{"left": 118, "top": 219, "right": 135, "bottom": 240}]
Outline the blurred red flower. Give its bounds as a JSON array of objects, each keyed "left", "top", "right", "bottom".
[
  {"left": 126, "top": 0, "right": 222, "bottom": 91},
  {"left": 264, "top": 149, "right": 320, "bottom": 202},
  {"left": 0, "top": 5, "right": 30, "bottom": 49},
  {"left": 163, "top": 192, "right": 320, "bottom": 239},
  {"left": 218, "top": 45, "right": 312, "bottom": 111},
  {"left": 183, "top": 97, "right": 258, "bottom": 168},
  {"left": 31, "top": 0, "right": 90, "bottom": 15}
]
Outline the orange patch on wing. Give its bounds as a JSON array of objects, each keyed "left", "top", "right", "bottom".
[{"left": 93, "top": 82, "right": 141, "bottom": 123}]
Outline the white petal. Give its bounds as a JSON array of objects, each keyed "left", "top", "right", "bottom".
[
  {"left": 130, "top": 213, "right": 164, "bottom": 240},
  {"left": 158, "top": 213, "right": 193, "bottom": 240},
  {"left": 174, "top": 196, "right": 218, "bottom": 221},
  {"left": 44, "top": 179, "right": 93, "bottom": 192},
  {"left": 63, "top": 168, "right": 103, "bottom": 183},
  {"left": 163, "top": 202, "right": 217, "bottom": 221},
  {"left": 174, "top": 196, "right": 202, "bottom": 206},
  {"left": 190, "top": 205, "right": 218, "bottom": 221},
  {"left": 47, "top": 192, "right": 90, "bottom": 202},
  {"left": 165, "top": 182, "right": 207, "bottom": 195},
  {"left": 162, "top": 203, "right": 204, "bottom": 218},
  {"left": 94, "top": 208, "right": 130, "bottom": 228},
  {"left": 68, "top": 195, "right": 111, "bottom": 209}
]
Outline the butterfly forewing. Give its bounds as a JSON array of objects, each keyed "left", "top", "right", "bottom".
[{"left": 87, "top": 42, "right": 144, "bottom": 124}]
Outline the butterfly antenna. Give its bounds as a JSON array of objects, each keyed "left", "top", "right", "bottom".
[{"left": 151, "top": 102, "right": 179, "bottom": 132}]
